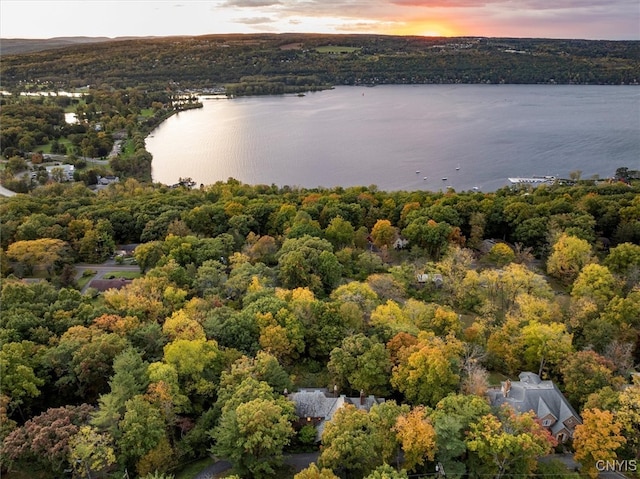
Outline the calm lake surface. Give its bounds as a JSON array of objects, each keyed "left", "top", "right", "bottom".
[{"left": 147, "top": 85, "right": 640, "bottom": 192}]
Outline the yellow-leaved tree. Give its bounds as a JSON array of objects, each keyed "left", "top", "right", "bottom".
[
  {"left": 573, "top": 408, "right": 627, "bottom": 479},
  {"left": 394, "top": 406, "right": 437, "bottom": 471}
]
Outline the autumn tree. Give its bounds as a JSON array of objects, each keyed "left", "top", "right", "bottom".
[
  {"left": 560, "top": 350, "right": 623, "bottom": 409},
  {"left": 368, "top": 400, "right": 410, "bottom": 465},
  {"left": 616, "top": 377, "right": 640, "bottom": 460},
  {"left": 46, "top": 327, "right": 128, "bottom": 404},
  {"left": 391, "top": 332, "right": 463, "bottom": 407},
  {"left": 485, "top": 242, "right": 515, "bottom": 267},
  {"left": 369, "top": 300, "right": 417, "bottom": 339},
  {"left": 162, "top": 309, "right": 206, "bottom": 341},
  {"left": 295, "top": 463, "right": 340, "bottom": 479},
  {"left": 370, "top": 219, "right": 397, "bottom": 250},
  {"left": 520, "top": 320, "right": 573, "bottom": 377},
  {"left": 68, "top": 425, "right": 117, "bottom": 478},
  {"left": 462, "top": 263, "right": 553, "bottom": 317},
  {"left": 394, "top": 406, "right": 437, "bottom": 472},
  {"left": 466, "top": 407, "right": 556, "bottom": 478},
  {"left": 573, "top": 409, "right": 626, "bottom": 479},
  {"left": 546, "top": 233, "right": 595, "bottom": 285},
  {"left": 571, "top": 263, "right": 621, "bottom": 309},
  {"left": 0, "top": 404, "right": 94, "bottom": 474},
  {"left": 365, "top": 464, "right": 409, "bottom": 479},
  {"left": 6, "top": 238, "right": 70, "bottom": 276},
  {"left": 161, "top": 338, "right": 224, "bottom": 413}
]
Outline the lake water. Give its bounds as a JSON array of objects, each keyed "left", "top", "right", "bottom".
[{"left": 147, "top": 85, "right": 640, "bottom": 192}]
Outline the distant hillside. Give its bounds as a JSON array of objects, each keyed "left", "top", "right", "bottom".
[
  {"left": 1, "top": 33, "right": 638, "bottom": 91},
  {"left": 0, "top": 36, "right": 148, "bottom": 56}
]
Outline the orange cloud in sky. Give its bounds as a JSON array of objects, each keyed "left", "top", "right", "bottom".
[{"left": 389, "top": 19, "right": 461, "bottom": 36}]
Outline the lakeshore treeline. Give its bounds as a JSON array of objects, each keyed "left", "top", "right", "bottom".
[{"left": 1, "top": 34, "right": 639, "bottom": 94}]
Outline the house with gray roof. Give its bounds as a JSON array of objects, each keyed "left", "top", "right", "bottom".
[
  {"left": 288, "top": 388, "right": 385, "bottom": 441},
  {"left": 487, "top": 372, "right": 581, "bottom": 443}
]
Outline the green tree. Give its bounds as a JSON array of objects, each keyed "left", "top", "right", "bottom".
[
  {"left": 604, "top": 242, "right": 640, "bottom": 277},
  {"left": 402, "top": 218, "right": 452, "bottom": 260},
  {"left": 560, "top": 350, "right": 623, "bottom": 409},
  {"left": 211, "top": 397, "right": 295, "bottom": 478},
  {"left": 328, "top": 334, "right": 391, "bottom": 396},
  {"left": 277, "top": 235, "right": 341, "bottom": 294},
  {"left": 0, "top": 341, "right": 45, "bottom": 413},
  {"left": 430, "top": 394, "right": 492, "bottom": 477},
  {"left": 369, "top": 400, "right": 410, "bottom": 465},
  {"left": 318, "top": 405, "right": 380, "bottom": 478},
  {"left": 118, "top": 395, "right": 167, "bottom": 468},
  {"left": 325, "top": 216, "right": 355, "bottom": 249},
  {"left": 92, "top": 348, "right": 149, "bottom": 435}
]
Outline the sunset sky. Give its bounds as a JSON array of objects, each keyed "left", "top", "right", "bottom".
[{"left": 1, "top": 0, "right": 638, "bottom": 40}]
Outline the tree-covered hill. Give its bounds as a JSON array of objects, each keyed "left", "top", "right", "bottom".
[{"left": 1, "top": 34, "right": 639, "bottom": 93}]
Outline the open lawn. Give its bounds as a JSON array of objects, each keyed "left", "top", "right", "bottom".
[
  {"left": 76, "top": 269, "right": 97, "bottom": 290},
  {"left": 488, "top": 371, "right": 509, "bottom": 387},
  {"left": 103, "top": 270, "right": 141, "bottom": 280},
  {"left": 174, "top": 456, "right": 216, "bottom": 479},
  {"left": 316, "top": 45, "right": 361, "bottom": 54}
]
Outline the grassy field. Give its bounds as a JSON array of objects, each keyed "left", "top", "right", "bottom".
[
  {"left": 316, "top": 45, "right": 361, "bottom": 54},
  {"left": 103, "top": 270, "right": 142, "bottom": 280},
  {"left": 76, "top": 269, "right": 97, "bottom": 289},
  {"left": 174, "top": 456, "right": 216, "bottom": 479}
]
